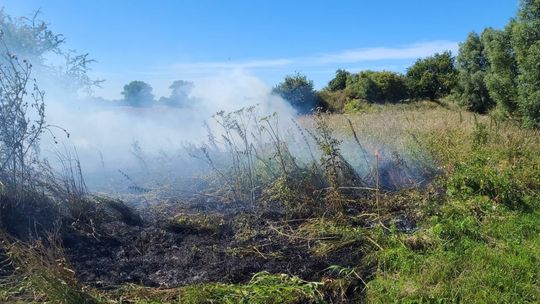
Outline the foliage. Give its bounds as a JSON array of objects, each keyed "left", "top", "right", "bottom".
[
  {"left": 406, "top": 51, "right": 457, "bottom": 101},
  {"left": 317, "top": 89, "right": 350, "bottom": 112},
  {"left": 272, "top": 73, "right": 321, "bottom": 114},
  {"left": 366, "top": 119, "right": 540, "bottom": 303},
  {"left": 121, "top": 80, "right": 155, "bottom": 107},
  {"left": 455, "top": 32, "right": 495, "bottom": 113},
  {"left": 326, "top": 69, "right": 350, "bottom": 92},
  {"left": 481, "top": 26, "right": 519, "bottom": 116},
  {"left": 512, "top": 0, "right": 540, "bottom": 127},
  {"left": 348, "top": 71, "right": 408, "bottom": 103},
  {"left": 343, "top": 99, "right": 370, "bottom": 113}
]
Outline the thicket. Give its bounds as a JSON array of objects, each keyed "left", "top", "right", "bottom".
[
  {"left": 272, "top": 73, "right": 323, "bottom": 114},
  {"left": 309, "top": 0, "right": 540, "bottom": 126},
  {"left": 315, "top": 52, "right": 457, "bottom": 113}
]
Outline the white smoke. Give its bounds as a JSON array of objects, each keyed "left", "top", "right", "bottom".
[{"left": 41, "top": 70, "right": 296, "bottom": 180}]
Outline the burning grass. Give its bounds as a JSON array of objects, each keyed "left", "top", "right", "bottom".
[{"left": 1, "top": 101, "right": 539, "bottom": 303}]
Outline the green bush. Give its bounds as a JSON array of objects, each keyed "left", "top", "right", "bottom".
[
  {"left": 406, "top": 51, "right": 457, "bottom": 101},
  {"left": 272, "top": 73, "right": 322, "bottom": 114},
  {"left": 326, "top": 69, "right": 350, "bottom": 92},
  {"left": 347, "top": 70, "right": 408, "bottom": 103},
  {"left": 447, "top": 152, "right": 526, "bottom": 210}
]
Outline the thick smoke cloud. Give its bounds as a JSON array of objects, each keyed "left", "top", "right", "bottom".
[{"left": 41, "top": 70, "right": 297, "bottom": 188}]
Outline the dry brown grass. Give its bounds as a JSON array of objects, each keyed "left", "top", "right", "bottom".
[{"left": 306, "top": 101, "right": 483, "bottom": 151}]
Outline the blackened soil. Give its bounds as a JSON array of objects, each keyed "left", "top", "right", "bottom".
[{"left": 62, "top": 205, "right": 360, "bottom": 288}]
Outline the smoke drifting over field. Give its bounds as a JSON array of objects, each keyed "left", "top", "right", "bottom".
[{"left": 39, "top": 71, "right": 298, "bottom": 189}]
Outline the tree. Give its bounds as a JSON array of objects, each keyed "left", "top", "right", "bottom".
[
  {"left": 0, "top": 9, "right": 100, "bottom": 95},
  {"left": 327, "top": 69, "right": 350, "bottom": 92},
  {"left": 406, "top": 51, "right": 457, "bottom": 100},
  {"left": 481, "top": 26, "right": 519, "bottom": 115},
  {"left": 455, "top": 32, "right": 494, "bottom": 113},
  {"left": 511, "top": 0, "right": 540, "bottom": 127},
  {"left": 121, "top": 81, "right": 154, "bottom": 107},
  {"left": 158, "top": 80, "right": 194, "bottom": 107},
  {"left": 272, "top": 73, "right": 320, "bottom": 114}
]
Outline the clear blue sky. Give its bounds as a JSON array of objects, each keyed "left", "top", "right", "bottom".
[{"left": 2, "top": 0, "right": 519, "bottom": 99}]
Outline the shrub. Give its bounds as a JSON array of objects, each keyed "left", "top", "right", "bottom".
[
  {"left": 326, "top": 69, "right": 350, "bottom": 92},
  {"left": 347, "top": 71, "right": 407, "bottom": 103},
  {"left": 0, "top": 41, "right": 47, "bottom": 194},
  {"left": 272, "top": 73, "right": 321, "bottom": 114},
  {"left": 406, "top": 51, "right": 457, "bottom": 100}
]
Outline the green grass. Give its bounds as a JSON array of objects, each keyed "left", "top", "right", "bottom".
[
  {"left": 178, "top": 272, "right": 323, "bottom": 304},
  {"left": 101, "top": 272, "right": 324, "bottom": 304},
  {"left": 365, "top": 113, "right": 540, "bottom": 303}
]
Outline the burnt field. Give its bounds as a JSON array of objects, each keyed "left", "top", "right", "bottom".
[
  {"left": 2, "top": 1, "right": 540, "bottom": 302},
  {"left": 1, "top": 105, "right": 443, "bottom": 303},
  {"left": 1, "top": 104, "right": 539, "bottom": 303}
]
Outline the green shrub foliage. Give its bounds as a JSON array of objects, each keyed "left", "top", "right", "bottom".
[
  {"left": 272, "top": 73, "right": 321, "bottom": 114},
  {"left": 406, "top": 51, "right": 457, "bottom": 101}
]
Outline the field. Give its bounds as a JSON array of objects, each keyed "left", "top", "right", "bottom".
[{"left": 1, "top": 101, "right": 538, "bottom": 303}]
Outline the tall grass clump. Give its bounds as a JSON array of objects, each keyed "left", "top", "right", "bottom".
[
  {"left": 0, "top": 233, "right": 98, "bottom": 303},
  {"left": 366, "top": 117, "right": 540, "bottom": 303}
]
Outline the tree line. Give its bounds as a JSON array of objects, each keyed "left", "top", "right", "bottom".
[{"left": 273, "top": 0, "right": 540, "bottom": 128}]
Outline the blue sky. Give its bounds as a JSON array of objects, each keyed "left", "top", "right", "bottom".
[{"left": 2, "top": 0, "right": 519, "bottom": 99}]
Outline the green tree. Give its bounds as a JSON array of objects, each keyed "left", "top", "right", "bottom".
[
  {"left": 455, "top": 32, "right": 494, "bottom": 113},
  {"left": 406, "top": 51, "right": 457, "bottom": 101},
  {"left": 272, "top": 73, "right": 320, "bottom": 114},
  {"left": 121, "top": 81, "right": 155, "bottom": 107},
  {"left": 327, "top": 69, "right": 350, "bottom": 92},
  {"left": 481, "top": 26, "right": 519, "bottom": 116},
  {"left": 512, "top": 0, "right": 540, "bottom": 127}
]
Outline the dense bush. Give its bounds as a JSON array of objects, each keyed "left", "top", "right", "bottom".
[
  {"left": 272, "top": 73, "right": 321, "bottom": 114},
  {"left": 158, "top": 80, "right": 195, "bottom": 107},
  {"left": 347, "top": 71, "right": 408, "bottom": 103},
  {"left": 406, "top": 51, "right": 457, "bottom": 101},
  {"left": 326, "top": 69, "right": 350, "bottom": 92}
]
